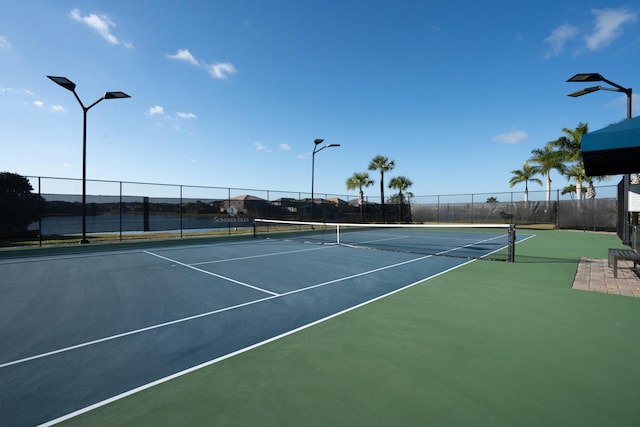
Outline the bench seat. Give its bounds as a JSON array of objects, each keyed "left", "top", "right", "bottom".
[{"left": 607, "top": 248, "right": 640, "bottom": 278}]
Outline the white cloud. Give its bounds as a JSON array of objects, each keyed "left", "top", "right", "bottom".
[
  {"left": 544, "top": 8, "right": 637, "bottom": 58},
  {"left": 1, "top": 87, "right": 34, "bottom": 96},
  {"left": 147, "top": 106, "right": 199, "bottom": 132},
  {"left": 253, "top": 141, "right": 270, "bottom": 152},
  {"left": 147, "top": 105, "right": 165, "bottom": 116},
  {"left": 604, "top": 93, "right": 640, "bottom": 114},
  {"left": 279, "top": 143, "right": 292, "bottom": 151},
  {"left": 167, "top": 49, "right": 198, "bottom": 65},
  {"left": 33, "top": 100, "right": 65, "bottom": 111},
  {"left": 492, "top": 130, "right": 527, "bottom": 144},
  {"left": 207, "top": 62, "right": 238, "bottom": 79},
  {"left": 585, "top": 8, "right": 637, "bottom": 51},
  {"left": 0, "top": 35, "right": 9, "bottom": 49},
  {"left": 543, "top": 24, "right": 578, "bottom": 58},
  {"left": 69, "top": 9, "right": 132, "bottom": 48},
  {"left": 167, "top": 49, "right": 238, "bottom": 80},
  {"left": 27, "top": 100, "right": 66, "bottom": 113}
]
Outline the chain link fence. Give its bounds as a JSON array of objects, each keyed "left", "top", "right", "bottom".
[
  {"left": 0, "top": 176, "right": 620, "bottom": 246},
  {"left": 410, "top": 186, "right": 618, "bottom": 231}
]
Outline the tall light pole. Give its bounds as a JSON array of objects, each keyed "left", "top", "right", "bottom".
[
  {"left": 48, "top": 76, "right": 130, "bottom": 244},
  {"left": 567, "top": 72, "right": 633, "bottom": 244},
  {"left": 311, "top": 138, "right": 340, "bottom": 220}
]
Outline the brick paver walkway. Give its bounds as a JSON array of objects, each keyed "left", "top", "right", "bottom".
[{"left": 573, "top": 257, "right": 640, "bottom": 297}]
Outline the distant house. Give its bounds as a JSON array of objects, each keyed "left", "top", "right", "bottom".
[
  {"left": 305, "top": 197, "right": 347, "bottom": 205},
  {"left": 327, "top": 197, "right": 348, "bottom": 206},
  {"left": 272, "top": 197, "right": 299, "bottom": 213},
  {"left": 222, "top": 195, "right": 268, "bottom": 214}
]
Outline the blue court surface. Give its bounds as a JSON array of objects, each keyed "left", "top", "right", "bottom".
[{"left": 0, "top": 229, "right": 521, "bottom": 426}]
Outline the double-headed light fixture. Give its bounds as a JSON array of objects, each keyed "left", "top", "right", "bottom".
[
  {"left": 566, "top": 72, "right": 633, "bottom": 244},
  {"left": 47, "top": 75, "right": 130, "bottom": 244},
  {"left": 567, "top": 73, "right": 632, "bottom": 120}
]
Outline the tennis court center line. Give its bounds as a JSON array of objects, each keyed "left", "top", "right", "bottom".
[
  {"left": 1, "top": 251, "right": 436, "bottom": 370},
  {"left": 189, "top": 245, "right": 335, "bottom": 266},
  {"left": 143, "top": 250, "right": 280, "bottom": 296},
  {"left": 39, "top": 255, "right": 475, "bottom": 427}
]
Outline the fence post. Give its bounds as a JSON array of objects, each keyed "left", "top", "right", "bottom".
[
  {"left": 38, "top": 177, "right": 42, "bottom": 247},
  {"left": 119, "top": 181, "right": 123, "bottom": 241},
  {"left": 471, "top": 193, "right": 474, "bottom": 224},
  {"left": 510, "top": 192, "right": 514, "bottom": 226},
  {"left": 143, "top": 197, "right": 150, "bottom": 232},
  {"left": 228, "top": 187, "right": 231, "bottom": 235},
  {"left": 555, "top": 189, "right": 559, "bottom": 230},
  {"left": 267, "top": 190, "right": 271, "bottom": 221}
]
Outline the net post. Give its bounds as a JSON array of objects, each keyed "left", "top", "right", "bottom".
[
  {"left": 253, "top": 219, "right": 257, "bottom": 238},
  {"left": 508, "top": 224, "right": 516, "bottom": 262},
  {"left": 337, "top": 224, "right": 341, "bottom": 245}
]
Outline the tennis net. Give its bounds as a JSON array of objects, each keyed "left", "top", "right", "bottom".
[{"left": 253, "top": 219, "right": 516, "bottom": 262}]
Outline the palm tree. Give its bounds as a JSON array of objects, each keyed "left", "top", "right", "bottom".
[
  {"left": 388, "top": 176, "right": 413, "bottom": 221},
  {"left": 368, "top": 155, "right": 395, "bottom": 221},
  {"left": 561, "top": 184, "right": 577, "bottom": 199},
  {"left": 529, "top": 142, "right": 566, "bottom": 201},
  {"left": 564, "top": 163, "right": 588, "bottom": 199},
  {"left": 388, "top": 176, "right": 413, "bottom": 204},
  {"left": 509, "top": 161, "right": 542, "bottom": 202},
  {"left": 555, "top": 123, "right": 588, "bottom": 198},
  {"left": 346, "top": 172, "right": 374, "bottom": 222}
]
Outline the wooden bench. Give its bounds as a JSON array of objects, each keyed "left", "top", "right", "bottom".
[
  {"left": 608, "top": 248, "right": 640, "bottom": 278},
  {"left": 608, "top": 227, "right": 640, "bottom": 278}
]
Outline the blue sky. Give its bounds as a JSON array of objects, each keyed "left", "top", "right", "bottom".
[{"left": 1, "top": 1, "right": 639, "bottom": 200}]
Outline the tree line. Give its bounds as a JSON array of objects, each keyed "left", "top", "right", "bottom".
[
  {"left": 509, "top": 123, "right": 604, "bottom": 202},
  {"left": 0, "top": 172, "right": 43, "bottom": 238}
]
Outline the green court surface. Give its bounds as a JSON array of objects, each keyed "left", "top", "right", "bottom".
[{"left": 61, "top": 230, "right": 640, "bottom": 426}]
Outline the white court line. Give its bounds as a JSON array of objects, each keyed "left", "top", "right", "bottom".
[
  {"left": 359, "top": 235, "right": 408, "bottom": 244},
  {"left": 0, "top": 252, "right": 435, "bottom": 370},
  {"left": 143, "top": 250, "right": 280, "bottom": 296},
  {"left": 0, "top": 295, "right": 276, "bottom": 369},
  {"left": 190, "top": 245, "right": 333, "bottom": 266},
  {"left": 38, "top": 255, "right": 475, "bottom": 427}
]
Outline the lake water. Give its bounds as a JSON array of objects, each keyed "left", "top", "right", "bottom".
[{"left": 29, "top": 213, "right": 252, "bottom": 235}]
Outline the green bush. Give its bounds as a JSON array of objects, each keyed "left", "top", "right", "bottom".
[{"left": 0, "top": 172, "right": 43, "bottom": 237}]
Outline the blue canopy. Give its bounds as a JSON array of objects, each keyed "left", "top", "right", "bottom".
[{"left": 582, "top": 116, "right": 640, "bottom": 176}]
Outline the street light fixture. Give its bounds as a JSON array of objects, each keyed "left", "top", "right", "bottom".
[
  {"left": 311, "top": 138, "right": 340, "bottom": 220},
  {"left": 47, "top": 75, "right": 130, "bottom": 244},
  {"left": 567, "top": 73, "right": 632, "bottom": 119},
  {"left": 567, "top": 72, "right": 633, "bottom": 244}
]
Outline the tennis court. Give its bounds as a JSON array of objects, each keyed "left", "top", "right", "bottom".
[{"left": 1, "top": 223, "right": 520, "bottom": 426}]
